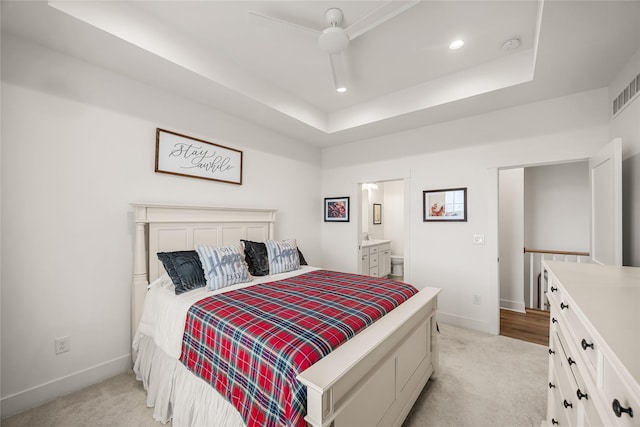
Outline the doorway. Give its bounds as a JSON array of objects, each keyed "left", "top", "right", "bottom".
[{"left": 359, "top": 179, "right": 406, "bottom": 280}]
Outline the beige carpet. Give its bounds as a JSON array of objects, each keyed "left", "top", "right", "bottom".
[{"left": 2, "top": 324, "right": 547, "bottom": 427}]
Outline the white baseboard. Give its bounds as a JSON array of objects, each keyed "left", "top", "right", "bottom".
[
  {"left": 1, "top": 354, "right": 132, "bottom": 418},
  {"left": 436, "top": 311, "right": 492, "bottom": 334},
  {"left": 500, "top": 299, "right": 526, "bottom": 313}
]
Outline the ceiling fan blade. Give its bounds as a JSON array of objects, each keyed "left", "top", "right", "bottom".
[
  {"left": 329, "top": 53, "right": 348, "bottom": 92},
  {"left": 248, "top": 11, "right": 321, "bottom": 37},
  {"left": 344, "top": 0, "right": 419, "bottom": 40}
]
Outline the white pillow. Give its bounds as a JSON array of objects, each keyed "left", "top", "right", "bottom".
[
  {"left": 264, "top": 239, "right": 300, "bottom": 274},
  {"left": 196, "top": 244, "right": 252, "bottom": 290}
]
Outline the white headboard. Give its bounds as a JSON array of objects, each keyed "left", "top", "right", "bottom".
[{"left": 130, "top": 203, "right": 277, "bottom": 343}]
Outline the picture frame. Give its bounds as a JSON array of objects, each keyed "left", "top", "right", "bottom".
[
  {"left": 324, "top": 197, "right": 350, "bottom": 222},
  {"left": 423, "top": 187, "right": 467, "bottom": 222},
  {"left": 373, "top": 203, "right": 382, "bottom": 225},
  {"left": 155, "top": 128, "right": 243, "bottom": 185}
]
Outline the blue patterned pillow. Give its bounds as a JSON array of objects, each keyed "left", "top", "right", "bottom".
[
  {"left": 264, "top": 239, "right": 300, "bottom": 274},
  {"left": 196, "top": 244, "right": 252, "bottom": 290},
  {"left": 157, "top": 250, "right": 206, "bottom": 295}
]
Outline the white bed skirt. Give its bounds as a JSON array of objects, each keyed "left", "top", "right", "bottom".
[{"left": 133, "top": 334, "right": 246, "bottom": 427}]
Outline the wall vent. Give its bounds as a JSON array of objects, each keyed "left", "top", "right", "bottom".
[{"left": 613, "top": 72, "right": 640, "bottom": 116}]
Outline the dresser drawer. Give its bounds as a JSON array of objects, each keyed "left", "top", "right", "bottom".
[
  {"left": 546, "top": 276, "right": 563, "bottom": 309},
  {"left": 562, "top": 300, "right": 599, "bottom": 379},
  {"left": 548, "top": 368, "right": 569, "bottom": 426},
  {"left": 369, "top": 245, "right": 379, "bottom": 254},
  {"left": 601, "top": 356, "right": 639, "bottom": 426}
]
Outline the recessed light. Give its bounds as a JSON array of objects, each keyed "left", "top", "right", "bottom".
[
  {"left": 449, "top": 39, "right": 464, "bottom": 50},
  {"left": 336, "top": 87, "right": 347, "bottom": 93}
]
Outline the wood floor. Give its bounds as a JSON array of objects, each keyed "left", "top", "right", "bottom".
[{"left": 500, "top": 308, "right": 550, "bottom": 346}]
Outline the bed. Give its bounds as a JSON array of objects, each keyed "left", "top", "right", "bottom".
[{"left": 130, "top": 203, "right": 440, "bottom": 427}]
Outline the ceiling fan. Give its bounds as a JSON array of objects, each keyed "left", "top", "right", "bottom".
[{"left": 249, "top": 1, "right": 419, "bottom": 93}]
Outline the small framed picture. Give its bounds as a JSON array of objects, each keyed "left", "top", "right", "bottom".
[
  {"left": 373, "top": 203, "right": 382, "bottom": 225},
  {"left": 324, "top": 197, "right": 350, "bottom": 222},
  {"left": 423, "top": 187, "right": 467, "bottom": 222}
]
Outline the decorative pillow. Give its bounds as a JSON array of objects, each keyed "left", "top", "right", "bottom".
[
  {"left": 264, "top": 239, "right": 300, "bottom": 274},
  {"left": 157, "top": 251, "right": 207, "bottom": 295},
  {"left": 196, "top": 244, "right": 252, "bottom": 290},
  {"left": 241, "top": 239, "right": 270, "bottom": 276},
  {"left": 297, "top": 248, "right": 308, "bottom": 266}
]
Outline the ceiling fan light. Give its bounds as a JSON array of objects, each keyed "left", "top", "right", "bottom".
[
  {"left": 319, "top": 27, "right": 349, "bottom": 54},
  {"left": 336, "top": 86, "right": 347, "bottom": 93}
]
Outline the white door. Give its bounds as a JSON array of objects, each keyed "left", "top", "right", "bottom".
[{"left": 589, "top": 138, "right": 623, "bottom": 266}]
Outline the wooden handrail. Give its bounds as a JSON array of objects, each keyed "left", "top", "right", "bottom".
[{"left": 524, "top": 248, "right": 590, "bottom": 257}]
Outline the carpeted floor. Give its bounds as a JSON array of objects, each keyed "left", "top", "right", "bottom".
[{"left": 2, "top": 323, "right": 548, "bottom": 427}]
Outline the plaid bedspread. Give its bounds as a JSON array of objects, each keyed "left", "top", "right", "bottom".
[{"left": 180, "top": 269, "right": 418, "bottom": 427}]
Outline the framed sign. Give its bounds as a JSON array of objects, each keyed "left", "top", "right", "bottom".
[
  {"left": 423, "top": 187, "right": 467, "bottom": 222},
  {"left": 324, "top": 197, "right": 350, "bottom": 222},
  {"left": 155, "top": 128, "right": 242, "bottom": 185}
]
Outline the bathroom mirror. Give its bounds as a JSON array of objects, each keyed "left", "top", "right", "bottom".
[{"left": 373, "top": 203, "right": 382, "bottom": 224}]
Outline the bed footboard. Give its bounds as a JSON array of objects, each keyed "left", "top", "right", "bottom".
[{"left": 297, "top": 287, "right": 440, "bottom": 427}]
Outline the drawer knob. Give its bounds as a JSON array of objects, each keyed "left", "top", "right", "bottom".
[
  {"left": 549, "top": 382, "right": 556, "bottom": 389},
  {"left": 567, "top": 357, "right": 576, "bottom": 366},
  {"left": 560, "top": 302, "right": 569, "bottom": 310},
  {"left": 551, "top": 419, "right": 559, "bottom": 425},
  {"left": 576, "top": 389, "right": 588, "bottom": 400},
  {"left": 549, "top": 348, "right": 555, "bottom": 355},
  {"left": 581, "top": 339, "right": 594, "bottom": 350},
  {"left": 552, "top": 317, "right": 558, "bottom": 324},
  {"left": 612, "top": 399, "right": 633, "bottom": 418},
  {"left": 550, "top": 286, "right": 557, "bottom": 292},
  {"left": 563, "top": 399, "right": 573, "bottom": 409}
]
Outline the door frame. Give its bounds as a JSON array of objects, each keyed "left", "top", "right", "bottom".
[{"left": 488, "top": 150, "right": 615, "bottom": 335}]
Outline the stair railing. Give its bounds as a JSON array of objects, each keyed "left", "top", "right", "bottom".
[{"left": 524, "top": 248, "right": 590, "bottom": 310}]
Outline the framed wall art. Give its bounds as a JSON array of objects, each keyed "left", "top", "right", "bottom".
[
  {"left": 155, "top": 128, "right": 243, "bottom": 185},
  {"left": 373, "top": 203, "right": 382, "bottom": 225},
  {"left": 324, "top": 197, "right": 350, "bottom": 222},
  {"left": 423, "top": 187, "right": 467, "bottom": 222}
]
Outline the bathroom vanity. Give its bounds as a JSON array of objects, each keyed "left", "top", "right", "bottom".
[{"left": 361, "top": 240, "right": 391, "bottom": 277}]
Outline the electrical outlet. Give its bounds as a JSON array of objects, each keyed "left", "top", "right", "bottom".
[
  {"left": 55, "top": 336, "right": 70, "bottom": 355},
  {"left": 473, "top": 295, "right": 481, "bottom": 305}
]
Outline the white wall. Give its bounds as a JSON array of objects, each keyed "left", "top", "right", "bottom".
[
  {"left": 524, "top": 162, "right": 590, "bottom": 252},
  {"left": 609, "top": 47, "right": 640, "bottom": 159},
  {"left": 321, "top": 88, "right": 610, "bottom": 333},
  {"left": 0, "top": 36, "right": 321, "bottom": 416},
  {"left": 383, "top": 180, "right": 404, "bottom": 257},
  {"left": 609, "top": 47, "right": 640, "bottom": 267},
  {"left": 368, "top": 184, "right": 385, "bottom": 240},
  {"left": 499, "top": 168, "right": 524, "bottom": 312}
]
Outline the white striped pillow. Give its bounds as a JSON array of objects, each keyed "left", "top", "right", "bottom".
[
  {"left": 196, "top": 244, "right": 252, "bottom": 290},
  {"left": 264, "top": 239, "right": 300, "bottom": 274}
]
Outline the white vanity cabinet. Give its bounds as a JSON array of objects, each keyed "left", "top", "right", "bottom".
[
  {"left": 543, "top": 260, "right": 640, "bottom": 427},
  {"left": 361, "top": 240, "right": 391, "bottom": 278}
]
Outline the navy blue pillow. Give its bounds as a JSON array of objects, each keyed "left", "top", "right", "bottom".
[
  {"left": 157, "top": 250, "right": 206, "bottom": 295},
  {"left": 297, "top": 248, "right": 308, "bottom": 266},
  {"left": 241, "top": 240, "right": 270, "bottom": 276}
]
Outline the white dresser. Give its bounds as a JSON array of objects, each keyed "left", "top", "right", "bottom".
[{"left": 544, "top": 260, "right": 640, "bottom": 427}]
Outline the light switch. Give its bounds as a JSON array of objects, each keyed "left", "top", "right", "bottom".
[{"left": 473, "top": 234, "right": 485, "bottom": 245}]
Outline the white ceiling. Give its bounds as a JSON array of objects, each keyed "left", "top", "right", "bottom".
[{"left": 2, "top": 1, "right": 639, "bottom": 147}]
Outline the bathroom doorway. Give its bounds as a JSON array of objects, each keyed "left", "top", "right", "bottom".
[{"left": 359, "top": 179, "right": 406, "bottom": 281}]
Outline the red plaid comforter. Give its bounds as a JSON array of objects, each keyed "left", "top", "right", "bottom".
[{"left": 180, "top": 269, "right": 418, "bottom": 427}]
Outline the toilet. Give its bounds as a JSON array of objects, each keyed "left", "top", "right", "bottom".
[{"left": 390, "top": 255, "right": 404, "bottom": 277}]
